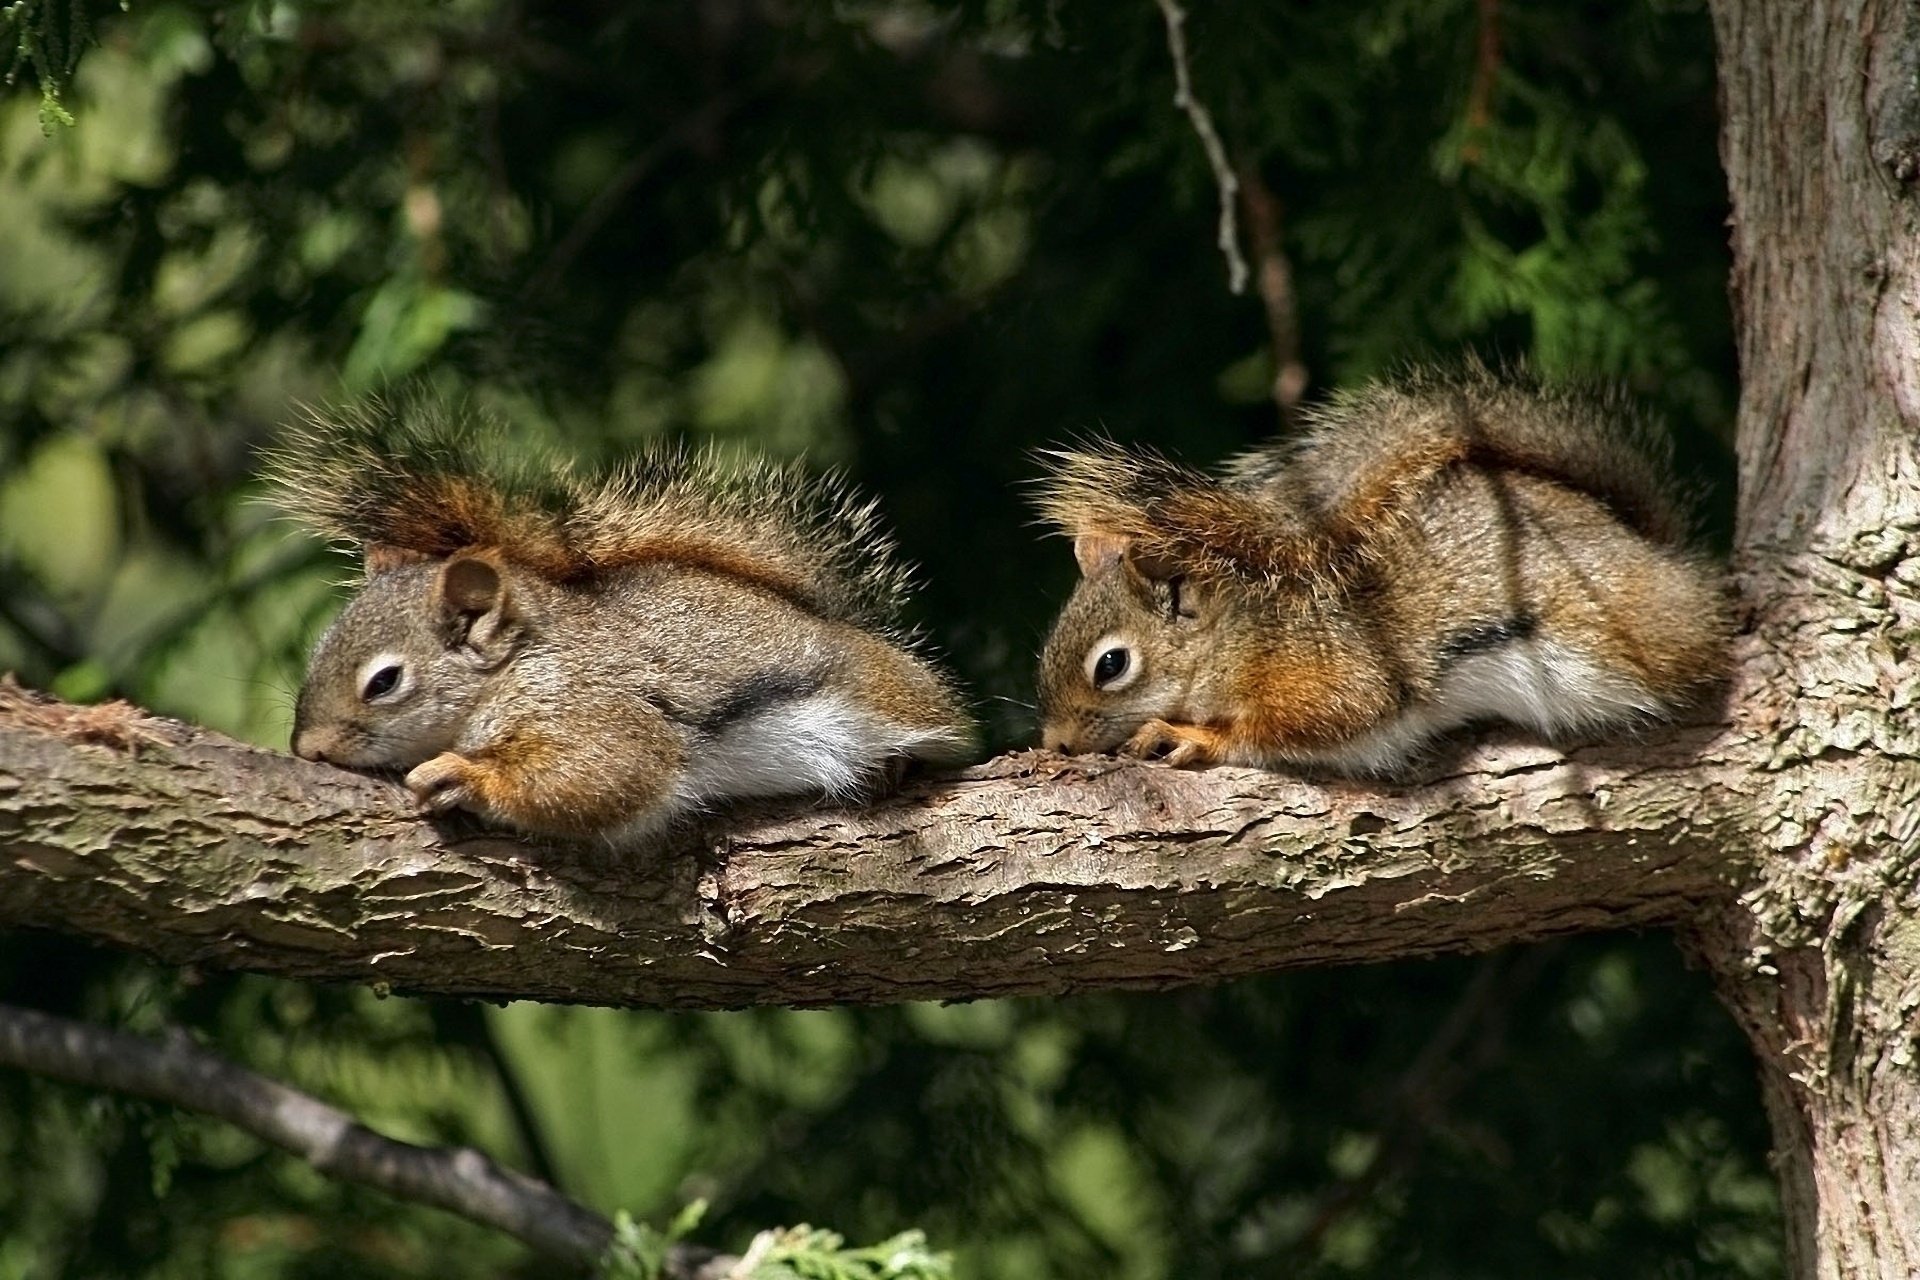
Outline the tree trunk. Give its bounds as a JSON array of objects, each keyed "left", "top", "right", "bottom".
[{"left": 1704, "top": 0, "right": 1920, "bottom": 1274}]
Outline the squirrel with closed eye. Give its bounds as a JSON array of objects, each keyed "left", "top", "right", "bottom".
[
  {"left": 269, "top": 397, "right": 974, "bottom": 847},
  {"left": 1033, "top": 365, "right": 1729, "bottom": 773}
]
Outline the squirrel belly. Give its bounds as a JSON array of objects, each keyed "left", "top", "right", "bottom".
[
  {"left": 1250, "top": 634, "right": 1676, "bottom": 775},
  {"left": 1033, "top": 368, "right": 1730, "bottom": 774},
  {"left": 277, "top": 399, "right": 973, "bottom": 847}
]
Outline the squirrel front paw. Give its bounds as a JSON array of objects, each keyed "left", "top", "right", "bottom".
[
  {"left": 406, "top": 752, "right": 480, "bottom": 815},
  {"left": 1121, "top": 720, "right": 1229, "bottom": 769}
]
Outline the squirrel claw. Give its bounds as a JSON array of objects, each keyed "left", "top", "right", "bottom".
[
  {"left": 1122, "top": 720, "right": 1225, "bottom": 769},
  {"left": 406, "top": 753, "right": 477, "bottom": 814}
]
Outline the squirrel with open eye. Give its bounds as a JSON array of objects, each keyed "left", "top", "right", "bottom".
[
  {"left": 268, "top": 397, "right": 974, "bottom": 847},
  {"left": 1033, "top": 365, "right": 1729, "bottom": 773}
]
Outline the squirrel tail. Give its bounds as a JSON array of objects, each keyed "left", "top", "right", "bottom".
[
  {"left": 1033, "top": 442, "right": 1340, "bottom": 586},
  {"left": 1255, "top": 361, "right": 1697, "bottom": 548},
  {"left": 264, "top": 393, "right": 915, "bottom": 632}
]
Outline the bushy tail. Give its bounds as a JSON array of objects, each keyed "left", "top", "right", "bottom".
[
  {"left": 1033, "top": 442, "right": 1341, "bottom": 587},
  {"left": 263, "top": 393, "right": 914, "bottom": 631},
  {"left": 1240, "top": 363, "right": 1694, "bottom": 547}
]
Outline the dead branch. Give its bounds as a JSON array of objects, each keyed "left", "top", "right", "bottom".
[
  {"left": 1236, "top": 163, "right": 1310, "bottom": 425},
  {"left": 0, "top": 1001, "right": 728, "bottom": 1276}
]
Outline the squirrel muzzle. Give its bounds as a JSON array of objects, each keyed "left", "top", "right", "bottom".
[{"left": 292, "top": 722, "right": 344, "bottom": 765}]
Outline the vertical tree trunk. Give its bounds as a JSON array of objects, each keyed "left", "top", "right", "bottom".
[{"left": 1705, "top": 0, "right": 1920, "bottom": 1274}]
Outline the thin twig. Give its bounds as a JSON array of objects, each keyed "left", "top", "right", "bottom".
[
  {"left": 0, "top": 1002, "right": 726, "bottom": 1276},
  {"left": 1235, "top": 163, "right": 1309, "bottom": 427},
  {"left": 519, "top": 101, "right": 731, "bottom": 304},
  {"left": 1285, "top": 945, "right": 1557, "bottom": 1258},
  {"left": 1460, "top": 0, "right": 1502, "bottom": 164},
  {"left": 1150, "top": 0, "right": 1248, "bottom": 294}
]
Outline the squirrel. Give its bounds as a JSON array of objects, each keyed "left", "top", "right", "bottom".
[
  {"left": 1033, "top": 364, "right": 1730, "bottom": 773},
  {"left": 268, "top": 397, "right": 974, "bottom": 846}
]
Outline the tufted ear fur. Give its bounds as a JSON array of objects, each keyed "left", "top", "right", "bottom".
[
  {"left": 433, "top": 552, "right": 525, "bottom": 667},
  {"left": 365, "top": 542, "right": 432, "bottom": 575},
  {"left": 1072, "top": 533, "right": 1184, "bottom": 580}
]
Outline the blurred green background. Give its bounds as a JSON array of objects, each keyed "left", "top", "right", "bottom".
[{"left": 0, "top": 2, "right": 1774, "bottom": 1277}]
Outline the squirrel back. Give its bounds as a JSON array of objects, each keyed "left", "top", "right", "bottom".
[
  {"left": 1229, "top": 361, "right": 1693, "bottom": 550},
  {"left": 273, "top": 395, "right": 972, "bottom": 846}
]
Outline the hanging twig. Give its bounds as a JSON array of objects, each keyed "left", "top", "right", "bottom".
[
  {"left": 1460, "top": 0, "right": 1502, "bottom": 164},
  {"left": 0, "top": 1001, "right": 727, "bottom": 1276},
  {"left": 1150, "top": 0, "right": 1249, "bottom": 294},
  {"left": 1236, "top": 164, "right": 1309, "bottom": 427}
]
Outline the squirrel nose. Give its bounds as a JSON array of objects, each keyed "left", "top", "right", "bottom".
[{"left": 293, "top": 727, "right": 333, "bottom": 763}]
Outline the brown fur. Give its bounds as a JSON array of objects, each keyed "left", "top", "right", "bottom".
[
  {"left": 1035, "top": 368, "right": 1729, "bottom": 773},
  {"left": 279, "top": 397, "right": 975, "bottom": 846},
  {"left": 411, "top": 719, "right": 683, "bottom": 839}
]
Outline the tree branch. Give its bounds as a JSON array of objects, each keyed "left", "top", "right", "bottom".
[
  {"left": 0, "top": 660, "right": 1773, "bottom": 1013},
  {"left": 0, "top": 1001, "right": 726, "bottom": 1276}
]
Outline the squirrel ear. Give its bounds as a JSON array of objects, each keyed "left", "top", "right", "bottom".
[
  {"left": 1072, "top": 533, "right": 1132, "bottom": 578},
  {"left": 1122, "top": 545, "right": 1182, "bottom": 583},
  {"left": 434, "top": 553, "right": 523, "bottom": 665},
  {"left": 1118, "top": 544, "right": 1204, "bottom": 617},
  {"left": 440, "top": 555, "right": 502, "bottom": 614}
]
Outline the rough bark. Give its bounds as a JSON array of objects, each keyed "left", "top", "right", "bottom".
[
  {"left": 1703, "top": 0, "right": 1920, "bottom": 1275},
  {"left": 0, "top": 681, "right": 1753, "bottom": 1009}
]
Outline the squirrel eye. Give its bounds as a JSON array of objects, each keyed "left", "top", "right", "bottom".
[
  {"left": 1083, "top": 633, "right": 1141, "bottom": 692},
  {"left": 360, "top": 662, "right": 405, "bottom": 702},
  {"left": 1093, "top": 647, "right": 1130, "bottom": 688}
]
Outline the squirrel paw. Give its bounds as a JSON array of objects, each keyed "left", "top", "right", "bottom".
[
  {"left": 406, "top": 752, "right": 479, "bottom": 815},
  {"left": 1121, "top": 720, "right": 1228, "bottom": 769}
]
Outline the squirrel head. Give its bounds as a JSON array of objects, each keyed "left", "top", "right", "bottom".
[
  {"left": 1032, "top": 443, "right": 1340, "bottom": 757},
  {"left": 1036, "top": 532, "right": 1236, "bottom": 754},
  {"left": 292, "top": 550, "right": 541, "bottom": 770}
]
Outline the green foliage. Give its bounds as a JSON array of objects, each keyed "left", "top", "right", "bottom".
[
  {"left": 0, "top": 0, "right": 105, "bottom": 131},
  {"left": 0, "top": 2, "right": 1768, "bottom": 1278},
  {"left": 731, "top": 1227, "right": 952, "bottom": 1280},
  {"left": 601, "top": 1201, "right": 709, "bottom": 1280},
  {"left": 602, "top": 1206, "right": 952, "bottom": 1280}
]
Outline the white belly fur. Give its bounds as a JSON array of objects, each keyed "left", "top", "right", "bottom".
[{"left": 1273, "top": 638, "right": 1662, "bottom": 775}]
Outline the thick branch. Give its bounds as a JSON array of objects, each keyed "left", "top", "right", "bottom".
[
  {"left": 0, "top": 672, "right": 1770, "bottom": 1011},
  {"left": 0, "top": 1001, "right": 724, "bottom": 1276}
]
